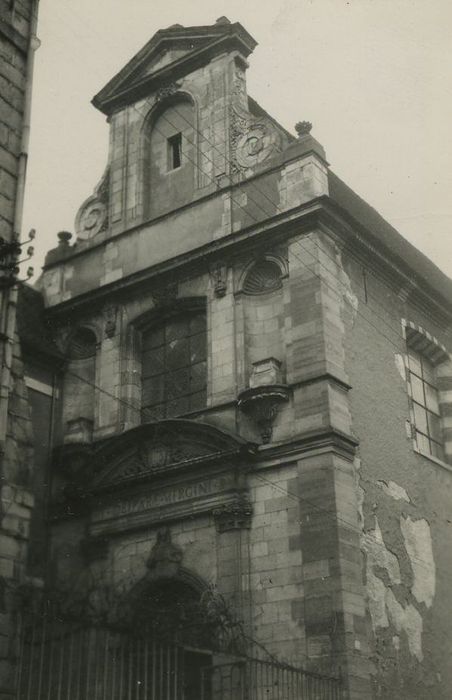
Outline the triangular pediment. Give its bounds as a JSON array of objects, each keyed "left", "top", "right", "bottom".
[
  {"left": 92, "top": 20, "right": 257, "bottom": 115},
  {"left": 130, "top": 41, "right": 210, "bottom": 82},
  {"left": 90, "top": 419, "right": 254, "bottom": 489}
]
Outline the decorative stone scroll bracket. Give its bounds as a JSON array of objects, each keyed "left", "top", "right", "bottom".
[
  {"left": 213, "top": 496, "right": 253, "bottom": 533},
  {"left": 230, "top": 107, "right": 280, "bottom": 177},
  {"left": 74, "top": 166, "right": 110, "bottom": 241},
  {"left": 103, "top": 304, "right": 118, "bottom": 338},
  {"left": 238, "top": 385, "right": 290, "bottom": 444},
  {"left": 209, "top": 261, "right": 228, "bottom": 298}
]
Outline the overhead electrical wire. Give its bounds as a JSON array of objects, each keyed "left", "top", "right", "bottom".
[{"left": 32, "top": 9, "right": 451, "bottom": 565}]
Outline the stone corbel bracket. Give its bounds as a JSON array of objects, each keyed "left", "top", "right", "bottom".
[
  {"left": 213, "top": 495, "right": 253, "bottom": 532},
  {"left": 238, "top": 384, "right": 291, "bottom": 443},
  {"left": 209, "top": 260, "right": 228, "bottom": 298}
]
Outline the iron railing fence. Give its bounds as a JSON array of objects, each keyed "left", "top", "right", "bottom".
[
  {"left": 201, "top": 658, "right": 342, "bottom": 700},
  {"left": 16, "top": 616, "right": 185, "bottom": 700},
  {"left": 15, "top": 613, "right": 342, "bottom": 700}
]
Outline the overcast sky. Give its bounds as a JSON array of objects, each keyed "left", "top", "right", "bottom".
[{"left": 22, "top": 0, "right": 452, "bottom": 280}]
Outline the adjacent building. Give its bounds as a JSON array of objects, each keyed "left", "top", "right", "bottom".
[
  {"left": 4, "top": 16, "right": 452, "bottom": 700},
  {"left": 0, "top": 2, "right": 40, "bottom": 699}
]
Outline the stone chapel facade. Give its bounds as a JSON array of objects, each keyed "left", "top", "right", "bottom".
[{"left": 6, "top": 17, "right": 452, "bottom": 700}]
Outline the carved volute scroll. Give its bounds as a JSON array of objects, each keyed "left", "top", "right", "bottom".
[
  {"left": 230, "top": 111, "right": 279, "bottom": 176},
  {"left": 229, "top": 58, "right": 280, "bottom": 178},
  {"left": 75, "top": 167, "right": 110, "bottom": 241}
]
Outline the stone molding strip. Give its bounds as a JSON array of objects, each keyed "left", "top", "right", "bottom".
[{"left": 402, "top": 319, "right": 449, "bottom": 365}]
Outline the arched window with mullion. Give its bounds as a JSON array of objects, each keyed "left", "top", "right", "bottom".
[{"left": 142, "top": 311, "right": 207, "bottom": 420}]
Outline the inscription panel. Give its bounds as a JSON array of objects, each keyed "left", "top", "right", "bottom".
[{"left": 90, "top": 472, "right": 237, "bottom": 535}]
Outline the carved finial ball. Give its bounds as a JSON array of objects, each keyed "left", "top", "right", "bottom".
[
  {"left": 295, "top": 121, "right": 313, "bottom": 137},
  {"left": 57, "top": 230, "right": 72, "bottom": 245}
]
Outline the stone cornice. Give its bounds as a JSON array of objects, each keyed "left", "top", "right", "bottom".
[
  {"left": 41, "top": 201, "right": 323, "bottom": 317},
  {"left": 0, "top": 17, "right": 29, "bottom": 54},
  {"left": 254, "top": 427, "right": 359, "bottom": 464},
  {"left": 42, "top": 193, "right": 452, "bottom": 324},
  {"left": 316, "top": 202, "right": 452, "bottom": 325}
]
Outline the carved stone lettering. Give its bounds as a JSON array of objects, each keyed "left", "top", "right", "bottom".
[{"left": 91, "top": 474, "right": 235, "bottom": 535}]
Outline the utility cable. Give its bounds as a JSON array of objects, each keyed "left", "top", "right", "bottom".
[{"left": 30, "top": 8, "right": 452, "bottom": 562}]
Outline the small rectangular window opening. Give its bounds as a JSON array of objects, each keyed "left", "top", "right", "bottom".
[{"left": 167, "top": 133, "right": 182, "bottom": 170}]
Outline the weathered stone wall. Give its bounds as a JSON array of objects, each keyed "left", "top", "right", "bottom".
[
  {"left": 45, "top": 226, "right": 369, "bottom": 698},
  {"left": 62, "top": 356, "right": 95, "bottom": 433},
  {"left": 35, "top": 21, "right": 452, "bottom": 700},
  {"left": 38, "top": 51, "right": 327, "bottom": 308},
  {"left": 1, "top": 3, "right": 40, "bottom": 695},
  {"left": 146, "top": 99, "right": 195, "bottom": 219},
  {"left": 50, "top": 229, "right": 354, "bottom": 446},
  {"left": 248, "top": 463, "right": 305, "bottom": 666},
  {"left": 0, "top": 0, "right": 34, "bottom": 244},
  {"left": 342, "top": 248, "right": 452, "bottom": 698},
  {"left": 0, "top": 335, "right": 35, "bottom": 699}
]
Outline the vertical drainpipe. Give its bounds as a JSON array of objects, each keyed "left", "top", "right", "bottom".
[{"left": 0, "top": 1, "right": 41, "bottom": 458}]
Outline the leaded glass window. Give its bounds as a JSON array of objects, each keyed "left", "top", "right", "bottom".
[
  {"left": 142, "top": 313, "right": 207, "bottom": 420},
  {"left": 407, "top": 350, "right": 444, "bottom": 461}
]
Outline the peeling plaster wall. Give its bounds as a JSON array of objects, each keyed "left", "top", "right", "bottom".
[
  {"left": 343, "top": 251, "right": 452, "bottom": 699},
  {"left": 364, "top": 516, "right": 425, "bottom": 662},
  {"left": 400, "top": 516, "right": 435, "bottom": 609}
]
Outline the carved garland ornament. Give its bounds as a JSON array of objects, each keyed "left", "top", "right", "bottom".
[{"left": 155, "top": 82, "right": 181, "bottom": 102}]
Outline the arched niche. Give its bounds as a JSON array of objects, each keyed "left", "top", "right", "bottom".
[
  {"left": 238, "top": 257, "right": 287, "bottom": 387},
  {"left": 62, "top": 326, "right": 98, "bottom": 442},
  {"left": 142, "top": 93, "right": 197, "bottom": 219}
]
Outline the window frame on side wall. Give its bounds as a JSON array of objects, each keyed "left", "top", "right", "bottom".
[{"left": 402, "top": 319, "right": 451, "bottom": 468}]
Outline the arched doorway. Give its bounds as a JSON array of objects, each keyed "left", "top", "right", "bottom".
[
  {"left": 133, "top": 577, "right": 216, "bottom": 647},
  {"left": 131, "top": 577, "right": 216, "bottom": 700}
]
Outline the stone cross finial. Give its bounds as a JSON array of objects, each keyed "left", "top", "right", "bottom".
[{"left": 295, "top": 121, "right": 313, "bottom": 137}]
